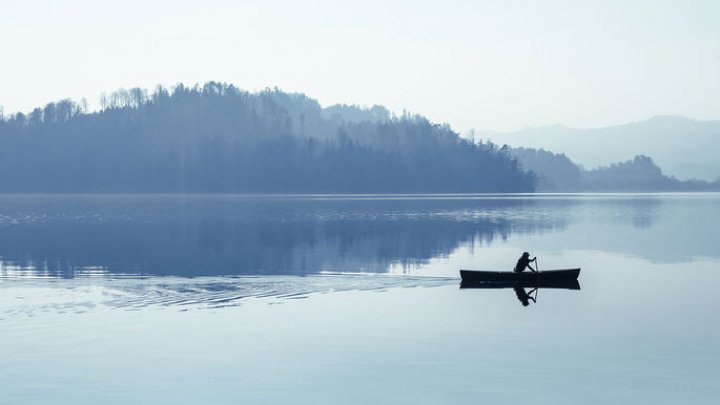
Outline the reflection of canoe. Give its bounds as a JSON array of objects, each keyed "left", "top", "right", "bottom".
[
  {"left": 459, "top": 268, "right": 580, "bottom": 284},
  {"left": 460, "top": 278, "right": 580, "bottom": 290}
]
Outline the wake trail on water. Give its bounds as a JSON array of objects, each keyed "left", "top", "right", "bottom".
[{"left": 0, "top": 274, "right": 457, "bottom": 317}]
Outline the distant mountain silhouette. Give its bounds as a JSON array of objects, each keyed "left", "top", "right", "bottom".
[
  {"left": 508, "top": 148, "right": 581, "bottom": 191},
  {"left": 511, "top": 148, "right": 719, "bottom": 192},
  {"left": 481, "top": 115, "right": 720, "bottom": 181},
  {"left": 0, "top": 82, "right": 534, "bottom": 193}
]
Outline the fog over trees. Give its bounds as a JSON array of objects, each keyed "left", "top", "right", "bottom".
[
  {"left": 3, "top": 82, "right": 716, "bottom": 194},
  {"left": 482, "top": 116, "right": 720, "bottom": 181},
  {"left": 0, "top": 82, "right": 534, "bottom": 193},
  {"left": 511, "top": 148, "right": 720, "bottom": 192}
]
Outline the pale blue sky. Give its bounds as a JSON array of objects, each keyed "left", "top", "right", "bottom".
[{"left": 1, "top": 0, "right": 718, "bottom": 131}]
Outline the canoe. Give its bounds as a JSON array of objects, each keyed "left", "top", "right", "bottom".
[
  {"left": 459, "top": 268, "right": 580, "bottom": 284},
  {"left": 460, "top": 278, "right": 580, "bottom": 290}
]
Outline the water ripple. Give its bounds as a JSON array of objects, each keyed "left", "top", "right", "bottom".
[{"left": 0, "top": 274, "right": 456, "bottom": 317}]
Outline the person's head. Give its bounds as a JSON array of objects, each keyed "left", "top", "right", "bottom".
[{"left": 522, "top": 252, "right": 530, "bottom": 258}]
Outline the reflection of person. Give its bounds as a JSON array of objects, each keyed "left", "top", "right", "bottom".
[
  {"left": 513, "top": 252, "right": 537, "bottom": 273},
  {"left": 514, "top": 286, "right": 537, "bottom": 307}
]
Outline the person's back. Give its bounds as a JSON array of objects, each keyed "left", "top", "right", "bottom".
[{"left": 513, "top": 252, "right": 536, "bottom": 273}]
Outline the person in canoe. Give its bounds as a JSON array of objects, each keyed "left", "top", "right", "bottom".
[{"left": 513, "top": 252, "right": 537, "bottom": 273}]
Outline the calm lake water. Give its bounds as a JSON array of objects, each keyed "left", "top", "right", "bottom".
[{"left": 1, "top": 194, "right": 719, "bottom": 404}]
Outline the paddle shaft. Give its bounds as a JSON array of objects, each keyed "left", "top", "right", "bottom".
[{"left": 535, "top": 258, "right": 540, "bottom": 301}]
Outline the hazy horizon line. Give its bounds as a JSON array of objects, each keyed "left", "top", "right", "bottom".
[{"left": 2, "top": 82, "right": 719, "bottom": 135}]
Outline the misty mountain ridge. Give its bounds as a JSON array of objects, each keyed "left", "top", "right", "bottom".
[
  {"left": 0, "top": 82, "right": 533, "bottom": 193},
  {"left": 480, "top": 115, "right": 720, "bottom": 181},
  {"left": 511, "top": 147, "right": 719, "bottom": 192}
]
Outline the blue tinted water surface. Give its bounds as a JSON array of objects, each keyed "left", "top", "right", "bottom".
[{"left": 1, "top": 194, "right": 719, "bottom": 404}]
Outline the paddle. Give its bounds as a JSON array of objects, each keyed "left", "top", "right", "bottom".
[{"left": 534, "top": 258, "right": 540, "bottom": 302}]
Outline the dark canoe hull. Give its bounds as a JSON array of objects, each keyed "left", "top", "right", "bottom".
[
  {"left": 459, "top": 268, "right": 580, "bottom": 288},
  {"left": 460, "top": 278, "right": 580, "bottom": 290}
]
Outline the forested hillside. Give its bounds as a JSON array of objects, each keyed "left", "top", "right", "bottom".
[
  {"left": 511, "top": 148, "right": 719, "bottom": 192},
  {"left": 0, "top": 83, "right": 534, "bottom": 193},
  {"left": 482, "top": 116, "right": 720, "bottom": 181}
]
